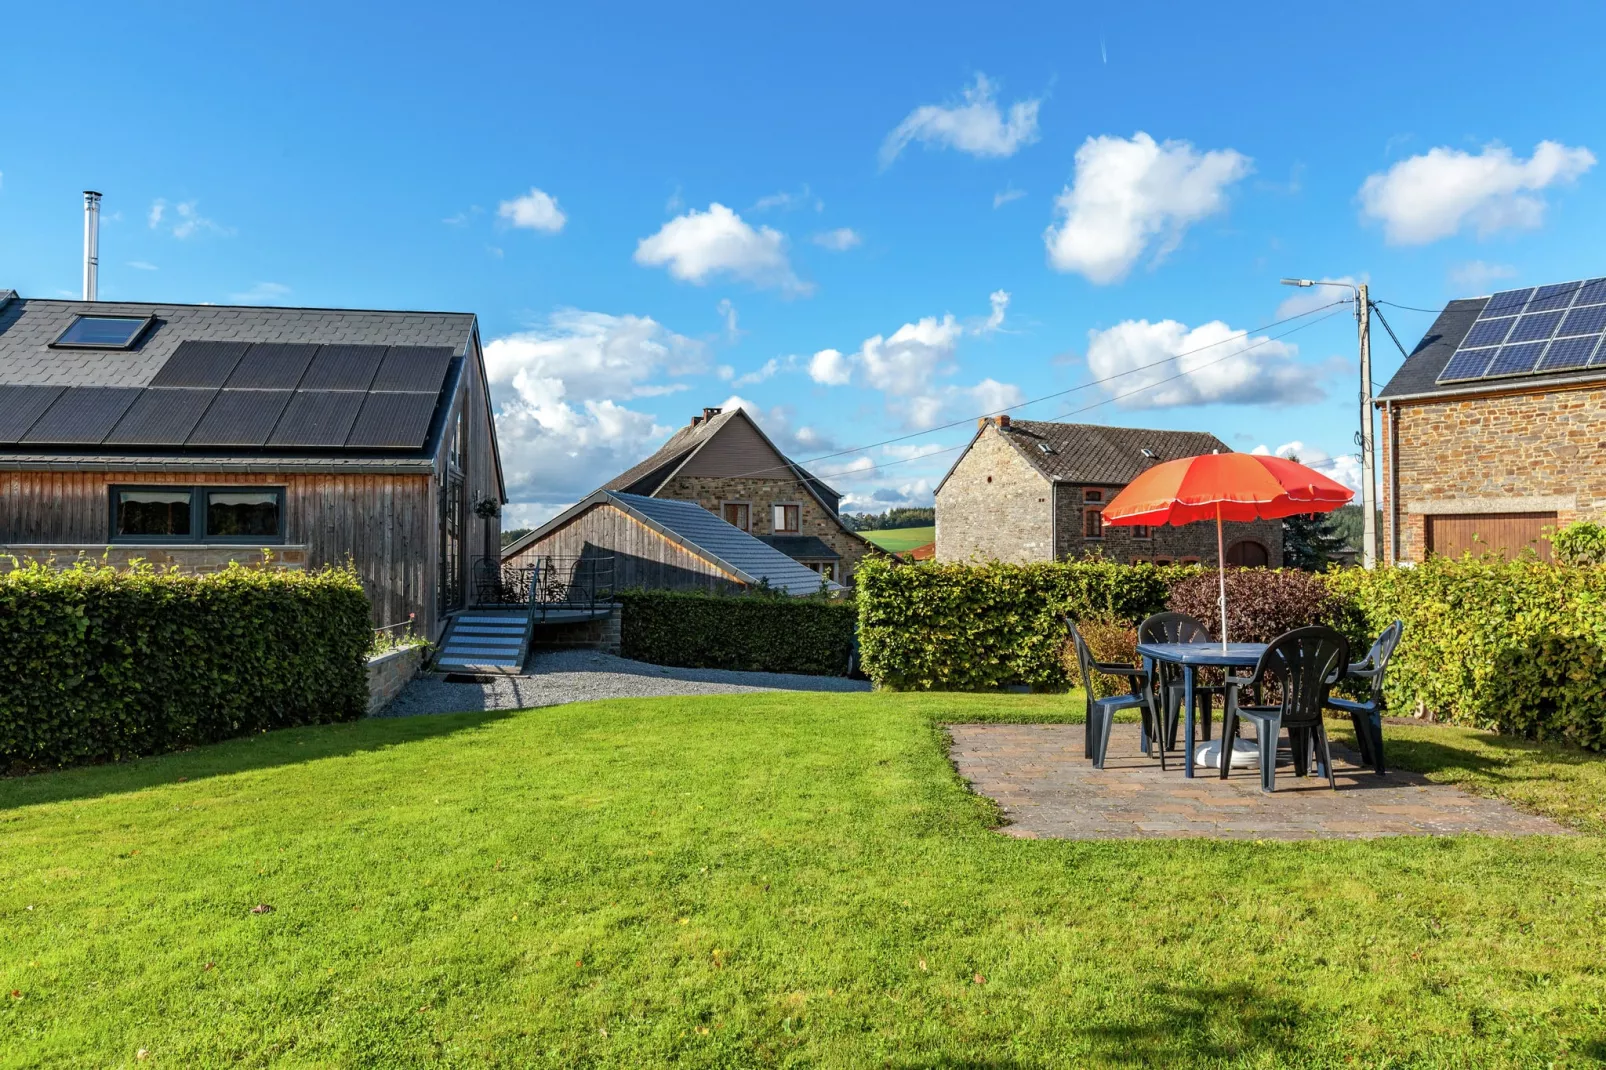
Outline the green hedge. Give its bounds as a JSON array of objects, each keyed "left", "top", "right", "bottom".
[
  {"left": 1, "top": 560, "right": 371, "bottom": 771},
  {"left": 617, "top": 589, "right": 856, "bottom": 676},
  {"left": 855, "top": 557, "right": 1196, "bottom": 691}
]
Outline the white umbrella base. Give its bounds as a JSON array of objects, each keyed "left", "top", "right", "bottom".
[{"left": 1195, "top": 738, "right": 1260, "bottom": 770}]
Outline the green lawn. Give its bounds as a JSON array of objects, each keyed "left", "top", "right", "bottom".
[
  {"left": 4, "top": 693, "right": 1606, "bottom": 1068},
  {"left": 858, "top": 525, "right": 935, "bottom": 553}
]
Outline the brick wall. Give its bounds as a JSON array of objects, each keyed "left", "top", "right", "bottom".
[
  {"left": 1382, "top": 384, "right": 1605, "bottom": 562},
  {"left": 935, "top": 424, "right": 1054, "bottom": 562},
  {"left": 654, "top": 475, "right": 870, "bottom": 581}
]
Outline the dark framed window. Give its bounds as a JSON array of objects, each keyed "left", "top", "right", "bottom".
[
  {"left": 1131, "top": 524, "right": 1152, "bottom": 539},
  {"left": 1083, "top": 506, "right": 1104, "bottom": 540},
  {"left": 110, "top": 485, "right": 286, "bottom": 543},
  {"left": 52, "top": 314, "right": 156, "bottom": 349},
  {"left": 722, "top": 502, "right": 751, "bottom": 531},
  {"left": 772, "top": 503, "right": 801, "bottom": 533},
  {"left": 1083, "top": 488, "right": 1103, "bottom": 502}
]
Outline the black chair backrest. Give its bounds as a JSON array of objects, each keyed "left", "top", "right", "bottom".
[
  {"left": 1066, "top": 621, "right": 1099, "bottom": 713},
  {"left": 1363, "top": 620, "right": 1404, "bottom": 703},
  {"left": 1247, "top": 626, "right": 1349, "bottom": 728},
  {"left": 1138, "top": 611, "right": 1211, "bottom": 646}
]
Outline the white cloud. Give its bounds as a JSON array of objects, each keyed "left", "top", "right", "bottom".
[
  {"left": 880, "top": 73, "right": 1041, "bottom": 167},
  {"left": 993, "top": 185, "right": 1026, "bottom": 208},
  {"left": 717, "top": 298, "right": 741, "bottom": 341},
  {"left": 228, "top": 282, "right": 292, "bottom": 305},
  {"left": 127, "top": 261, "right": 158, "bottom": 271},
  {"left": 811, "top": 227, "right": 861, "bottom": 251},
  {"left": 752, "top": 185, "right": 823, "bottom": 213},
  {"left": 1044, "top": 132, "right": 1251, "bottom": 284},
  {"left": 486, "top": 310, "right": 708, "bottom": 509},
  {"left": 859, "top": 315, "right": 964, "bottom": 395},
  {"left": 1358, "top": 141, "right": 1595, "bottom": 245},
  {"left": 808, "top": 348, "right": 853, "bottom": 386},
  {"left": 1083, "top": 318, "right": 1315, "bottom": 408},
  {"left": 731, "top": 358, "right": 779, "bottom": 387},
  {"left": 497, "top": 187, "right": 567, "bottom": 233},
  {"left": 979, "top": 289, "right": 1009, "bottom": 333},
  {"left": 148, "top": 198, "right": 232, "bottom": 239},
  {"left": 1274, "top": 275, "right": 1364, "bottom": 319},
  {"left": 840, "top": 477, "right": 939, "bottom": 512},
  {"left": 1448, "top": 259, "right": 1518, "bottom": 293},
  {"left": 1251, "top": 441, "right": 1362, "bottom": 493},
  {"left": 635, "top": 203, "right": 808, "bottom": 294}
]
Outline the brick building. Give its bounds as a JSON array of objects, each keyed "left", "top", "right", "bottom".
[
  {"left": 934, "top": 417, "right": 1282, "bottom": 566},
  {"left": 507, "top": 405, "right": 871, "bottom": 583},
  {"left": 1376, "top": 277, "right": 1606, "bottom": 563}
]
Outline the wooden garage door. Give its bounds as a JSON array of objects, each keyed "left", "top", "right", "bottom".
[{"left": 1426, "top": 512, "right": 1555, "bottom": 561}]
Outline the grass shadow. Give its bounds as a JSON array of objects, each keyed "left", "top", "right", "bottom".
[
  {"left": 0, "top": 709, "right": 515, "bottom": 810},
  {"left": 1073, "top": 980, "right": 1323, "bottom": 1066}
]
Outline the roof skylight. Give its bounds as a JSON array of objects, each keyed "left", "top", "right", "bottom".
[{"left": 51, "top": 314, "right": 154, "bottom": 349}]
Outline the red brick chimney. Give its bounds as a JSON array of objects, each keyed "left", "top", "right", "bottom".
[{"left": 997, "top": 414, "right": 1011, "bottom": 430}]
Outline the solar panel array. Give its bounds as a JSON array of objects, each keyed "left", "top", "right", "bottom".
[
  {"left": 0, "top": 341, "right": 455, "bottom": 451},
  {"left": 1438, "top": 278, "right": 1606, "bottom": 383}
]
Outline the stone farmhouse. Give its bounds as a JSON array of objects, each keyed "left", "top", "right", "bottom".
[
  {"left": 935, "top": 417, "right": 1283, "bottom": 566},
  {"left": 1376, "top": 276, "right": 1606, "bottom": 563},
  {"left": 506, "top": 405, "right": 872, "bottom": 584}
]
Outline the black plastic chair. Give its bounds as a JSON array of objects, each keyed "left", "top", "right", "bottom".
[
  {"left": 1067, "top": 620, "right": 1164, "bottom": 770},
  {"left": 1324, "top": 620, "right": 1403, "bottom": 776},
  {"left": 471, "top": 557, "right": 505, "bottom": 605},
  {"left": 1137, "top": 611, "right": 1222, "bottom": 749},
  {"left": 1219, "top": 626, "right": 1349, "bottom": 793}
]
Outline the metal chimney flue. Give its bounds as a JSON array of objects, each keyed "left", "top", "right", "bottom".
[{"left": 82, "top": 191, "right": 102, "bottom": 301}]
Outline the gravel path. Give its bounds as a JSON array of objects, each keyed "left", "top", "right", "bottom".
[{"left": 376, "top": 648, "right": 870, "bottom": 717}]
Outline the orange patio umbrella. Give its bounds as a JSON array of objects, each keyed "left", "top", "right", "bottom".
[{"left": 1102, "top": 451, "right": 1353, "bottom": 650}]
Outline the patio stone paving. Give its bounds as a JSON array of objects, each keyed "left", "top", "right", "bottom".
[{"left": 947, "top": 723, "right": 1572, "bottom": 840}]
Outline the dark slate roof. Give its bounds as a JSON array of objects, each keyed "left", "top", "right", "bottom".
[
  {"left": 757, "top": 534, "right": 841, "bottom": 561},
  {"left": 1374, "top": 297, "right": 1489, "bottom": 400},
  {"left": 976, "top": 420, "right": 1230, "bottom": 488},
  {"left": 0, "top": 296, "right": 479, "bottom": 466},
  {"left": 504, "top": 491, "right": 840, "bottom": 595}
]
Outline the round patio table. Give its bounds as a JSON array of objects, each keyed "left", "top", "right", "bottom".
[{"left": 1136, "top": 641, "right": 1267, "bottom": 778}]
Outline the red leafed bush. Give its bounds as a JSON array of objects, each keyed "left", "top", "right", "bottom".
[{"left": 1166, "top": 568, "right": 1347, "bottom": 644}]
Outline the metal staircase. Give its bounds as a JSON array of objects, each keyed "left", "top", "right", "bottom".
[
  {"left": 431, "top": 554, "right": 616, "bottom": 675},
  {"left": 432, "top": 609, "right": 532, "bottom": 673}
]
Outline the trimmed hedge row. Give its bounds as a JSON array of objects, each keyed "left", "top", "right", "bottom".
[
  {"left": 618, "top": 589, "right": 856, "bottom": 676},
  {"left": 855, "top": 556, "right": 1195, "bottom": 691},
  {"left": 1, "top": 561, "right": 371, "bottom": 771}
]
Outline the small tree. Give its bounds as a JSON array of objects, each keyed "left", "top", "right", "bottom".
[{"left": 1283, "top": 511, "right": 1346, "bottom": 570}]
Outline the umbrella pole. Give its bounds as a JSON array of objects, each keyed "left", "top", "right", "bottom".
[{"left": 1216, "top": 502, "right": 1228, "bottom": 652}]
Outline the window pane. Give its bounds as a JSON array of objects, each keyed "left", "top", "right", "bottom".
[
  {"left": 207, "top": 491, "right": 280, "bottom": 537},
  {"left": 117, "top": 490, "right": 192, "bottom": 537},
  {"left": 773, "top": 504, "right": 799, "bottom": 532},
  {"left": 57, "top": 316, "right": 148, "bottom": 347}
]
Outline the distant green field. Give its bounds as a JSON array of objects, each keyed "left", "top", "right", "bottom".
[{"left": 860, "top": 525, "right": 935, "bottom": 552}]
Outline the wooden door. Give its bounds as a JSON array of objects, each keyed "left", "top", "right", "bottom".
[
  {"left": 1225, "top": 539, "right": 1269, "bottom": 567},
  {"left": 1426, "top": 512, "right": 1555, "bottom": 561}
]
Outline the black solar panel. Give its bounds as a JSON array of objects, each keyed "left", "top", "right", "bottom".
[
  {"left": 1527, "top": 281, "right": 1583, "bottom": 312},
  {"left": 298, "top": 345, "right": 386, "bottom": 390},
  {"left": 148, "top": 341, "right": 250, "bottom": 388},
  {"left": 346, "top": 392, "right": 441, "bottom": 448},
  {"left": 1537, "top": 335, "right": 1599, "bottom": 373},
  {"left": 22, "top": 387, "right": 142, "bottom": 444},
  {"left": 1575, "top": 278, "right": 1606, "bottom": 307},
  {"left": 1508, "top": 311, "right": 1563, "bottom": 343},
  {"left": 225, "top": 343, "right": 319, "bottom": 389},
  {"left": 103, "top": 388, "right": 219, "bottom": 446},
  {"left": 1463, "top": 317, "right": 1515, "bottom": 348},
  {"left": 1485, "top": 342, "right": 1546, "bottom": 378},
  {"left": 267, "top": 391, "right": 365, "bottom": 447},
  {"left": 185, "top": 390, "right": 294, "bottom": 447},
  {"left": 1559, "top": 304, "right": 1606, "bottom": 336},
  {"left": 1483, "top": 288, "right": 1534, "bottom": 315},
  {"left": 370, "top": 346, "right": 454, "bottom": 392},
  {"left": 1438, "top": 347, "right": 1497, "bottom": 382},
  {"left": 0, "top": 385, "right": 65, "bottom": 443}
]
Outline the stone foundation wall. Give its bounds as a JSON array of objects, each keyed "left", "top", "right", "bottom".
[
  {"left": 529, "top": 606, "right": 622, "bottom": 655},
  {"left": 367, "top": 645, "right": 424, "bottom": 715}
]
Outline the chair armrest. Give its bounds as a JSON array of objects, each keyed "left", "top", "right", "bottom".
[
  {"left": 1346, "top": 662, "right": 1380, "bottom": 678},
  {"left": 1224, "top": 671, "right": 1255, "bottom": 688}
]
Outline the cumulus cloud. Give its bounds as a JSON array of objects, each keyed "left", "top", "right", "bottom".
[
  {"left": 635, "top": 203, "right": 808, "bottom": 294},
  {"left": 148, "top": 198, "right": 233, "bottom": 239},
  {"left": 484, "top": 310, "right": 708, "bottom": 508},
  {"left": 880, "top": 73, "right": 1041, "bottom": 167},
  {"left": 858, "top": 315, "right": 964, "bottom": 395},
  {"left": 497, "top": 187, "right": 567, "bottom": 233},
  {"left": 978, "top": 290, "right": 1009, "bottom": 333},
  {"left": 1251, "top": 441, "right": 1363, "bottom": 493},
  {"left": 808, "top": 348, "right": 853, "bottom": 386},
  {"left": 811, "top": 227, "right": 862, "bottom": 251},
  {"left": 1084, "top": 318, "right": 1315, "bottom": 408},
  {"left": 1448, "top": 259, "right": 1518, "bottom": 293},
  {"left": 1359, "top": 141, "right": 1595, "bottom": 244},
  {"left": 1044, "top": 132, "right": 1251, "bottom": 284}
]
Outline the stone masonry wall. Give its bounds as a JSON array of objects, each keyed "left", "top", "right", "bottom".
[
  {"left": 654, "top": 475, "right": 870, "bottom": 582},
  {"left": 366, "top": 645, "right": 424, "bottom": 715},
  {"left": 935, "top": 424, "right": 1053, "bottom": 563},
  {"left": 1053, "top": 483, "right": 1283, "bottom": 565},
  {"left": 1382, "top": 385, "right": 1606, "bottom": 563}
]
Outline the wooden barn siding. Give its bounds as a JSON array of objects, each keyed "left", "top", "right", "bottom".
[
  {"left": 428, "top": 348, "right": 503, "bottom": 618},
  {"left": 505, "top": 503, "right": 743, "bottom": 592},
  {"left": 0, "top": 470, "right": 432, "bottom": 630}
]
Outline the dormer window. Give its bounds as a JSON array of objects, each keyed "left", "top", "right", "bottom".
[{"left": 51, "top": 314, "right": 155, "bottom": 349}]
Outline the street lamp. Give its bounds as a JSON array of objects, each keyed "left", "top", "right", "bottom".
[{"left": 1279, "top": 277, "right": 1377, "bottom": 569}]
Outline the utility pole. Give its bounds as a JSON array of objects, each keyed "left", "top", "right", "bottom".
[{"left": 1356, "top": 284, "right": 1377, "bottom": 570}]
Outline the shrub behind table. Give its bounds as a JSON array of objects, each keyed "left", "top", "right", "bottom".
[
  {"left": 0, "top": 561, "right": 371, "bottom": 770},
  {"left": 617, "top": 588, "right": 855, "bottom": 676}
]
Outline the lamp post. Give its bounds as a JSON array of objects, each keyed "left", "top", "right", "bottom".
[{"left": 1280, "top": 278, "right": 1376, "bottom": 569}]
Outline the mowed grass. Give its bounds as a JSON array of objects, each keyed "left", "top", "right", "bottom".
[
  {"left": 858, "top": 526, "right": 934, "bottom": 553},
  {"left": 3, "top": 693, "right": 1606, "bottom": 1068}
]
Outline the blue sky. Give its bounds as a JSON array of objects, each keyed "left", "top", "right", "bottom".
[{"left": 5, "top": 2, "right": 1606, "bottom": 523}]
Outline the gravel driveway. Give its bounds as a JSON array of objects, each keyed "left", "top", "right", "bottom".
[{"left": 376, "top": 648, "right": 870, "bottom": 717}]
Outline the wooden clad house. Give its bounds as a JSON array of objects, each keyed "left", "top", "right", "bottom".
[{"left": 0, "top": 291, "right": 504, "bottom": 639}]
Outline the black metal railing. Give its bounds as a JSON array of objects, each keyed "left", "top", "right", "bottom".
[{"left": 472, "top": 555, "right": 616, "bottom": 620}]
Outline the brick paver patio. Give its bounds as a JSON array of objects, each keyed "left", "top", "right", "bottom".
[{"left": 948, "top": 723, "right": 1571, "bottom": 840}]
